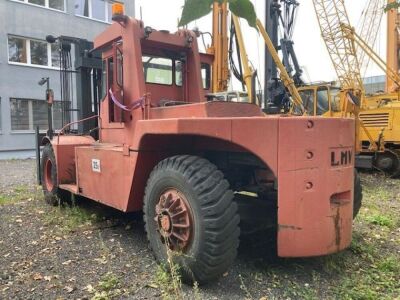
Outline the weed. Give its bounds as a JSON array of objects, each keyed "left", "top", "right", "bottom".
[
  {"left": 152, "top": 240, "right": 186, "bottom": 300},
  {"left": 350, "top": 232, "right": 376, "bottom": 258},
  {"left": 377, "top": 256, "right": 400, "bottom": 273},
  {"left": 239, "top": 274, "right": 253, "bottom": 299},
  {"left": 365, "top": 214, "right": 394, "bottom": 228},
  {"left": 155, "top": 264, "right": 183, "bottom": 300},
  {"left": 166, "top": 252, "right": 183, "bottom": 300},
  {"left": 90, "top": 272, "right": 121, "bottom": 300},
  {"left": 44, "top": 205, "right": 99, "bottom": 233},
  {"left": 98, "top": 272, "right": 120, "bottom": 292},
  {"left": 192, "top": 281, "right": 201, "bottom": 300}
]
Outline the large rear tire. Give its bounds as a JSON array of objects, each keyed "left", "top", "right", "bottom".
[
  {"left": 41, "top": 144, "right": 69, "bottom": 206},
  {"left": 143, "top": 155, "right": 240, "bottom": 284},
  {"left": 353, "top": 169, "right": 362, "bottom": 219}
]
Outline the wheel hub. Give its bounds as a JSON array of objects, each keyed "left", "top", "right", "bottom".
[
  {"left": 154, "top": 188, "right": 192, "bottom": 251},
  {"left": 160, "top": 214, "right": 171, "bottom": 232}
]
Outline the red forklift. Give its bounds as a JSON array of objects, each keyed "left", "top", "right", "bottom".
[{"left": 38, "top": 5, "right": 359, "bottom": 284}]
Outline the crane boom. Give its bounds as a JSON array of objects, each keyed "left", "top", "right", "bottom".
[
  {"left": 342, "top": 24, "right": 400, "bottom": 90},
  {"left": 313, "top": 0, "right": 400, "bottom": 95},
  {"left": 357, "top": 0, "right": 385, "bottom": 76},
  {"left": 312, "top": 0, "right": 364, "bottom": 95}
]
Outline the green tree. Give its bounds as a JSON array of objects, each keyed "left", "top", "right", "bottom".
[
  {"left": 179, "top": 0, "right": 257, "bottom": 29},
  {"left": 385, "top": 1, "right": 400, "bottom": 12}
]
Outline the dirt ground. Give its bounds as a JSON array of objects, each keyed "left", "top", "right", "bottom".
[{"left": 0, "top": 159, "right": 399, "bottom": 300}]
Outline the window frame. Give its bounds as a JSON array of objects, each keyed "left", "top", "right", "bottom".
[
  {"left": 74, "top": 0, "right": 118, "bottom": 24},
  {"left": 10, "top": 0, "right": 66, "bottom": 13},
  {"left": 7, "top": 35, "right": 60, "bottom": 70}
]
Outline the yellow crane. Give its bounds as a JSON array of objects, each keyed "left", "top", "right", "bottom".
[{"left": 298, "top": 0, "right": 400, "bottom": 176}]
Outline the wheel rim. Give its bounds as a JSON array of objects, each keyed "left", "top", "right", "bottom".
[
  {"left": 154, "top": 188, "right": 193, "bottom": 251},
  {"left": 44, "top": 158, "right": 54, "bottom": 192}
]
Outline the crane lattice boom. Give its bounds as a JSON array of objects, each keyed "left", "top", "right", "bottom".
[
  {"left": 312, "top": 0, "right": 364, "bottom": 94},
  {"left": 357, "top": 0, "right": 385, "bottom": 76}
]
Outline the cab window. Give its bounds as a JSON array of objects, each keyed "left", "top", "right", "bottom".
[
  {"left": 299, "top": 89, "right": 315, "bottom": 115},
  {"left": 100, "top": 59, "right": 107, "bottom": 100},
  {"left": 201, "top": 63, "right": 211, "bottom": 89},
  {"left": 143, "top": 56, "right": 173, "bottom": 85},
  {"left": 175, "top": 60, "right": 183, "bottom": 86},
  {"left": 316, "top": 87, "right": 330, "bottom": 115},
  {"left": 116, "top": 48, "right": 123, "bottom": 87},
  {"left": 100, "top": 57, "right": 113, "bottom": 101},
  {"left": 330, "top": 88, "right": 341, "bottom": 112},
  {"left": 175, "top": 62, "right": 211, "bottom": 89}
]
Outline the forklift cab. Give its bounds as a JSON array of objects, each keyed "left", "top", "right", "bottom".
[
  {"left": 298, "top": 84, "right": 341, "bottom": 116},
  {"left": 98, "top": 26, "right": 213, "bottom": 125}
]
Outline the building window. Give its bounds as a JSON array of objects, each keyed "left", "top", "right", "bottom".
[
  {"left": 74, "top": 0, "right": 116, "bottom": 23},
  {"left": 30, "top": 40, "right": 48, "bottom": 66},
  {"left": 8, "top": 37, "right": 28, "bottom": 63},
  {"left": 10, "top": 98, "right": 70, "bottom": 132},
  {"left": 15, "top": 0, "right": 65, "bottom": 11},
  {"left": 7, "top": 36, "right": 60, "bottom": 68},
  {"left": 49, "top": 0, "right": 64, "bottom": 10}
]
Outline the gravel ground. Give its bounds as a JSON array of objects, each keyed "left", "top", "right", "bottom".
[{"left": 0, "top": 160, "right": 399, "bottom": 300}]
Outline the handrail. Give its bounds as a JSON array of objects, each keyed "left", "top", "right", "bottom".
[{"left": 57, "top": 115, "right": 99, "bottom": 144}]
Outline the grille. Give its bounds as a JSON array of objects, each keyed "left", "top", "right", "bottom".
[{"left": 359, "top": 113, "right": 390, "bottom": 128}]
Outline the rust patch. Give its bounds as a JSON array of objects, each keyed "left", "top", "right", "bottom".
[
  {"left": 333, "top": 207, "right": 341, "bottom": 250},
  {"left": 278, "top": 224, "right": 302, "bottom": 231}
]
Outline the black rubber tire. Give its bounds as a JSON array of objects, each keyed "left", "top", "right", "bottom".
[
  {"left": 353, "top": 169, "right": 362, "bottom": 219},
  {"left": 41, "top": 144, "right": 69, "bottom": 206},
  {"left": 143, "top": 155, "right": 240, "bottom": 285},
  {"left": 373, "top": 150, "right": 400, "bottom": 177}
]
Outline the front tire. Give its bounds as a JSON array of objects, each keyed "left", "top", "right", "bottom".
[
  {"left": 143, "top": 155, "right": 240, "bottom": 284},
  {"left": 41, "top": 144, "right": 68, "bottom": 206}
]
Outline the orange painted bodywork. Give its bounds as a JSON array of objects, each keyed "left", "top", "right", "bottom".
[
  {"left": 49, "top": 17, "right": 355, "bottom": 257},
  {"left": 386, "top": 0, "right": 400, "bottom": 93}
]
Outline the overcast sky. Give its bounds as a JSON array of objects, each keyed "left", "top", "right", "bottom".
[{"left": 134, "top": 0, "right": 386, "bottom": 85}]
